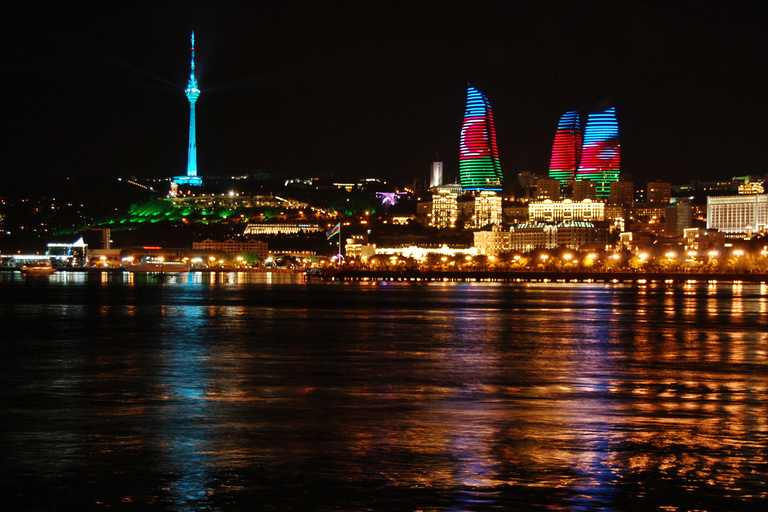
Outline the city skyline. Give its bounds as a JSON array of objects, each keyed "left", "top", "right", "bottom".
[{"left": 3, "top": 2, "right": 767, "bottom": 188}]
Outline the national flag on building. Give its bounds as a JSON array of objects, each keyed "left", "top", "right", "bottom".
[{"left": 326, "top": 223, "right": 341, "bottom": 240}]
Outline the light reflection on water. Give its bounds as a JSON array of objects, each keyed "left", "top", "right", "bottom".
[{"left": 1, "top": 274, "right": 767, "bottom": 510}]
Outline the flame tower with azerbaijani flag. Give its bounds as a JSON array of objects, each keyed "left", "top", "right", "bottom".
[{"left": 459, "top": 86, "right": 503, "bottom": 191}]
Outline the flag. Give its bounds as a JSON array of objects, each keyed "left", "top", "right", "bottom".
[{"left": 326, "top": 223, "right": 341, "bottom": 240}]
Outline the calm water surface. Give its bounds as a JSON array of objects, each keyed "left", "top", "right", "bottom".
[{"left": 1, "top": 272, "right": 767, "bottom": 511}]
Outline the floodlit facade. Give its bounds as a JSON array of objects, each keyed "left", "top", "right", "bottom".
[
  {"left": 474, "top": 191, "right": 503, "bottom": 228},
  {"left": 474, "top": 225, "right": 511, "bottom": 256},
  {"left": 707, "top": 194, "right": 768, "bottom": 236},
  {"left": 576, "top": 107, "right": 620, "bottom": 198},
  {"left": 192, "top": 239, "right": 268, "bottom": 260},
  {"left": 459, "top": 87, "right": 502, "bottom": 191},
  {"left": 430, "top": 161, "right": 444, "bottom": 189},
  {"left": 529, "top": 199, "right": 605, "bottom": 223},
  {"left": 548, "top": 111, "right": 582, "bottom": 186},
  {"left": 510, "top": 221, "right": 608, "bottom": 251},
  {"left": 431, "top": 188, "right": 459, "bottom": 228},
  {"left": 243, "top": 223, "right": 323, "bottom": 235}
]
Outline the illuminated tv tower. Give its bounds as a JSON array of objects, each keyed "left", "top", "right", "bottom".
[{"left": 174, "top": 31, "right": 203, "bottom": 186}]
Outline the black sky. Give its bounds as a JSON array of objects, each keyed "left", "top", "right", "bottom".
[{"left": 3, "top": 1, "right": 767, "bottom": 188}]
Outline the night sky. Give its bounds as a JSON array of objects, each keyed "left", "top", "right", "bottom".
[{"left": 4, "top": 1, "right": 767, "bottom": 188}]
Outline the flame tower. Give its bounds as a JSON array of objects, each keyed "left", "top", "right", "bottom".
[
  {"left": 548, "top": 111, "right": 582, "bottom": 187},
  {"left": 459, "top": 86, "right": 502, "bottom": 191},
  {"left": 576, "top": 107, "right": 620, "bottom": 198},
  {"left": 174, "top": 31, "right": 203, "bottom": 186}
]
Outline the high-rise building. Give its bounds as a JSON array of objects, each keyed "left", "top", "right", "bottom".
[
  {"left": 609, "top": 179, "right": 634, "bottom": 206},
  {"left": 647, "top": 180, "right": 671, "bottom": 205},
  {"left": 430, "top": 161, "right": 444, "bottom": 189},
  {"left": 548, "top": 111, "right": 582, "bottom": 187},
  {"left": 573, "top": 179, "right": 597, "bottom": 201},
  {"left": 474, "top": 191, "right": 503, "bottom": 228},
  {"left": 431, "top": 188, "right": 459, "bottom": 229},
  {"left": 576, "top": 107, "right": 620, "bottom": 198},
  {"left": 459, "top": 87, "right": 502, "bottom": 191},
  {"left": 535, "top": 176, "right": 561, "bottom": 201},
  {"left": 174, "top": 32, "right": 203, "bottom": 186}
]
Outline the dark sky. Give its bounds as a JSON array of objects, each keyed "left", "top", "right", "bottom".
[{"left": 3, "top": 1, "right": 767, "bottom": 188}]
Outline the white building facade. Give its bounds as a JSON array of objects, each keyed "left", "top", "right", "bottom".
[{"left": 707, "top": 194, "right": 768, "bottom": 236}]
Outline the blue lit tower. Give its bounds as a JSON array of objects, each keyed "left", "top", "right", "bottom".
[
  {"left": 174, "top": 31, "right": 203, "bottom": 186},
  {"left": 459, "top": 86, "right": 503, "bottom": 191},
  {"left": 576, "top": 107, "right": 620, "bottom": 198}
]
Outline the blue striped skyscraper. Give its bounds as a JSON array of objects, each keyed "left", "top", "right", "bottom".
[
  {"left": 459, "top": 86, "right": 502, "bottom": 191},
  {"left": 576, "top": 107, "right": 620, "bottom": 198}
]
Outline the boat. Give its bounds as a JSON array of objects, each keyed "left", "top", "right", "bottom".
[
  {"left": 20, "top": 260, "right": 58, "bottom": 275},
  {"left": 122, "top": 256, "right": 191, "bottom": 274}
]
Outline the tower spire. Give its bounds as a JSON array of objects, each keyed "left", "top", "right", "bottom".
[{"left": 174, "top": 31, "right": 203, "bottom": 186}]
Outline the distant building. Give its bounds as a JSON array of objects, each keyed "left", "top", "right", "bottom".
[
  {"left": 647, "top": 180, "right": 671, "bottom": 205},
  {"left": 609, "top": 179, "right": 634, "bottom": 206},
  {"left": 535, "top": 176, "right": 561, "bottom": 201},
  {"left": 573, "top": 179, "right": 597, "bottom": 201},
  {"left": 529, "top": 199, "right": 605, "bottom": 223},
  {"left": 665, "top": 202, "right": 694, "bottom": 237},
  {"left": 474, "top": 191, "right": 503, "bottom": 228},
  {"left": 431, "top": 188, "right": 459, "bottom": 228},
  {"left": 193, "top": 239, "right": 268, "bottom": 261},
  {"left": 173, "top": 32, "right": 203, "bottom": 187},
  {"left": 548, "top": 111, "right": 582, "bottom": 187},
  {"left": 243, "top": 223, "right": 323, "bottom": 235},
  {"left": 345, "top": 234, "right": 376, "bottom": 259},
  {"left": 459, "top": 86, "right": 502, "bottom": 191},
  {"left": 576, "top": 107, "right": 620, "bottom": 198},
  {"left": 707, "top": 194, "right": 768, "bottom": 236},
  {"left": 430, "top": 162, "right": 444, "bottom": 189},
  {"left": 508, "top": 221, "right": 607, "bottom": 251},
  {"left": 474, "top": 225, "right": 511, "bottom": 256}
]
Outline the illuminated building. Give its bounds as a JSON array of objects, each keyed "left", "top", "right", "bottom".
[
  {"left": 430, "top": 161, "right": 444, "bottom": 189},
  {"left": 576, "top": 107, "right": 620, "bottom": 198},
  {"left": 459, "top": 87, "right": 502, "bottom": 191},
  {"left": 510, "top": 221, "right": 608, "bottom": 251},
  {"left": 243, "top": 223, "right": 323, "bottom": 235},
  {"left": 474, "top": 225, "right": 511, "bottom": 256},
  {"left": 192, "top": 239, "right": 268, "bottom": 260},
  {"left": 707, "top": 194, "right": 768, "bottom": 236},
  {"left": 474, "top": 191, "right": 503, "bottom": 228},
  {"left": 548, "top": 111, "right": 582, "bottom": 186},
  {"left": 173, "top": 32, "right": 203, "bottom": 186},
  {"left": 528, "top": 199, "right": 605, "bottom": 223},
  {"left": 431, "top": 188, "right": 459, "bottom": 228}
]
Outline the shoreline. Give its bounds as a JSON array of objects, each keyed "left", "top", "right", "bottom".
[{"left": 313, "top": 269, "right": 768, "bottom": 284}]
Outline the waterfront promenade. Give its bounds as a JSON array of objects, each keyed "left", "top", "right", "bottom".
[{"left": 313, "top": 268, "right": 768, "bottom": 284}]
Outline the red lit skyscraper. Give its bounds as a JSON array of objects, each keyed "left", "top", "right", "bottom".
[
  {"left": 548, "top": 111, "right": 582, "bottom": 187},
  {"left": 459, "top": 87, "right": 502, "bottom": 191}
]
